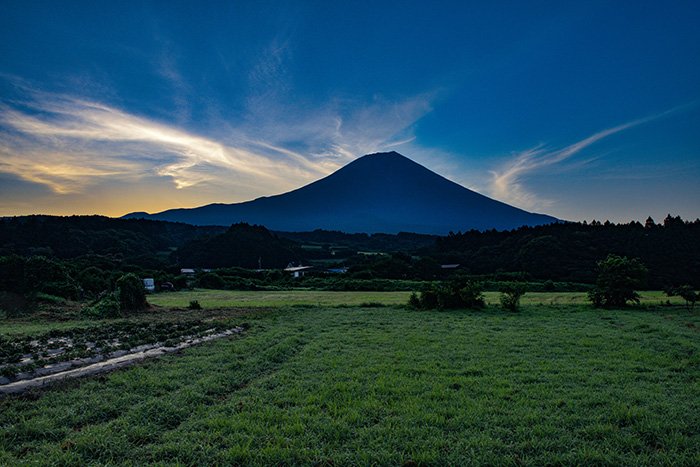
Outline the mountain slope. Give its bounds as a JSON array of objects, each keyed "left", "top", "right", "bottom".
[{"left": 124, "top": 152, "right": 557, "bottom": 234}]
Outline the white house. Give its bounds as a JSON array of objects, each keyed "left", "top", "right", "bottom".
[{"left": 284, "top": 265, "right": 313, "bottom": 278}]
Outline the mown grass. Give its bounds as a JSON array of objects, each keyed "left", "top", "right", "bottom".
[
  {"left": 1, "top": 304, "right": 699, "bottom": 465},
  {"left": 148, "top": 289, "right": 413, "bottom": 308},
  {"left": 148, "top": 289, "right": 685, "bottom": 309},
  {"left": 0, "top": 291, "right": 684, "bottom": 337}
]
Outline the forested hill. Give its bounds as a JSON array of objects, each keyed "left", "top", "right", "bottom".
[
  {"left": 0, "top": 216, "right": 434, "bottom": 260},
  {"left": 1, "top": 214, "right": 699, "bottom": 287},
  {"left": 433, "top": 216, "right": 700, "bottom": 288},
  {"left": 0, "top": 215, "right": 226, "bottom": 259},
  {"left": 176, "top": 223, "right": 300, "bottom": 269}
]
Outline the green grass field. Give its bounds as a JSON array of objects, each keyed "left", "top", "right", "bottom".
[
  {"left": 1, "top": 300, "right": 699, "bottom": 465},
  {"left": 0, "top": 290, "right": 683, "bottom": 338},
  {"left": 147, "top": 289, "right": 685, "bottom": 309},
  {"left": 148, "top": 289, "right": 412, "bottom": 308}
]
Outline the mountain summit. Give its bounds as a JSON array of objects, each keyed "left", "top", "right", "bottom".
[{"left": 123, "top": 152, "right": 557, "bottom": 234}]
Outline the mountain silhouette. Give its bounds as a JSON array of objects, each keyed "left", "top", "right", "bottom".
[{"left": 123, "top": 151, "right": 557, "bottom": 234}]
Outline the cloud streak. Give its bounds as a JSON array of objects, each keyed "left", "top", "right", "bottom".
[
  {"left": 0, "top": 96, "right": 296, "bottom": 191},
  {"left": 0, "top": 83, "right": 434, "bottom": 209},
  {"left": 488, "top": 107, "right": 682, "bottom": 210}
]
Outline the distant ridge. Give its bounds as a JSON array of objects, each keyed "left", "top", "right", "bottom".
[{"left": 123, "top": 152, "right": 558, "bottom": 234}]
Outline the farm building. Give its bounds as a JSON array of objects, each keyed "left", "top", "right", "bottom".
[{"left": 284, "top": 265, "right": 313, "bottom": 278}]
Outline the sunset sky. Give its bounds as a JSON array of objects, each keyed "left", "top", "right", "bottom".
[{"left": 1, "top": 1, "right": 699, "bottom": 222}]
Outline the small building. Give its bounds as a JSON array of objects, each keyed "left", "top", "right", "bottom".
[
  {"left": 284, "top": 265, "right": 313, "bottom": 278},
  {"left": 440, "top": 264, "right": 461, "bottom": 270},
  {"left": 143, "top": 278, "right": 155, "bottom": 292},
  {"left": 180, "top": 268, "right": 196, "bottom": 275}
]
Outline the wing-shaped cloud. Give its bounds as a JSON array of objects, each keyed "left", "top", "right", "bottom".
[{"left": 488, "top": 107, "right": 684, "bottom": 210}]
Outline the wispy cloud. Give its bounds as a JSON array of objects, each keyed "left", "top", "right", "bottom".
[
  {"left": 488, "top": 107, "right": 683, "bottom": 210},
  {"left": 0, "top": 81, "right": 434, "bottom": 210},
  {"left": 156, "top": 51, "right": 191, "bottom": 124},
  {"left": 0, "top": 94, "right": 298, "bottom": 191}
]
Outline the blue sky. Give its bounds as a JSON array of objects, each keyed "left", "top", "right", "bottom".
[{"left": 1, "top": 1, "right": 699, "bottom": 222}]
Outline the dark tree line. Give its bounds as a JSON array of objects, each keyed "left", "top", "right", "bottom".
[
  {"left": 1, "top": 214, "right": 699, "bottom": 291},
  {"left": 175, "top": 223, "right": 300, "bottom": 269},
  {"left": 0, "top": 215, "right": 225, "bottom": 261},
  {"left": 433, "top": 215, "right": 700, "bottom": 288}
]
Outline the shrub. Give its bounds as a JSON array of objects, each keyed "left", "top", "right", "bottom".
[
  {"left": 500, "top": 282, "right": 526, "bottom": 312},
  {"left": 188, "top": 300, "right": 202, "bottom": 310},
  {"left": 587, "top": 289, "right": 606, "bottom": 308},
  {"left": 676, "top": 286, "right": 698, "bottom": 310},
  {"left": 436, "top": 284, "right": 462, "bottom": 309},
  {"left": 78, "top": 266, "right": 109, "bottom": 296},
  {"left": 197, "top": 272, "right": 226, "bottom": 290},
  {"left": 588, "top": 255, "right": 647, "bottom": 308},
  {"left": 419, "top": 288, "right": 439, "bottom": 310},
  {"left": 458, "top": 281, "right": 486, "bottom": 309},
  {"left": 115, "top": 273, "right": 148, "bottom": 312},
  {"left": 408, "top": 292, "right": 421, "bottom": 309},
  {"left": 21, "top": 256, "right": 81, "bottom": 300},
  {"left": 172, "top": 275, "right": 190, "bottom": 290},
  {"left": 81, "top": 293, "right": 120, "bottom": 318},
  {"left": 666, "top": 285, "right": 698, "bottom": 310},
  {"left": 411, "top": 280, "right": 484, "bottom": 310}
]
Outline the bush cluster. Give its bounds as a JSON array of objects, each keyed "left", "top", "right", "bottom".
[
  {"left": 0, "top": 255, "right": 80, "bottom": 300},
  {"left": 81, "top": 293, "right": 121, "bottom": 318},
  {"left": 409, "top": 280, "right": 485, "bottom": 310},
  {"left": 499, "top": 282, "right": 526, "bottom": 312},
  {"left": 80, "top": 273, "right": 149, "bottom": 318},
  {"left": 116, "top": 273, "right": 148, "bottom": 311},
  {"left": 588, "top": 255, "right": 647, "bottom": 308},
  {"left": 665, "top": 285, "right": 699, "bottom": 310}
]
